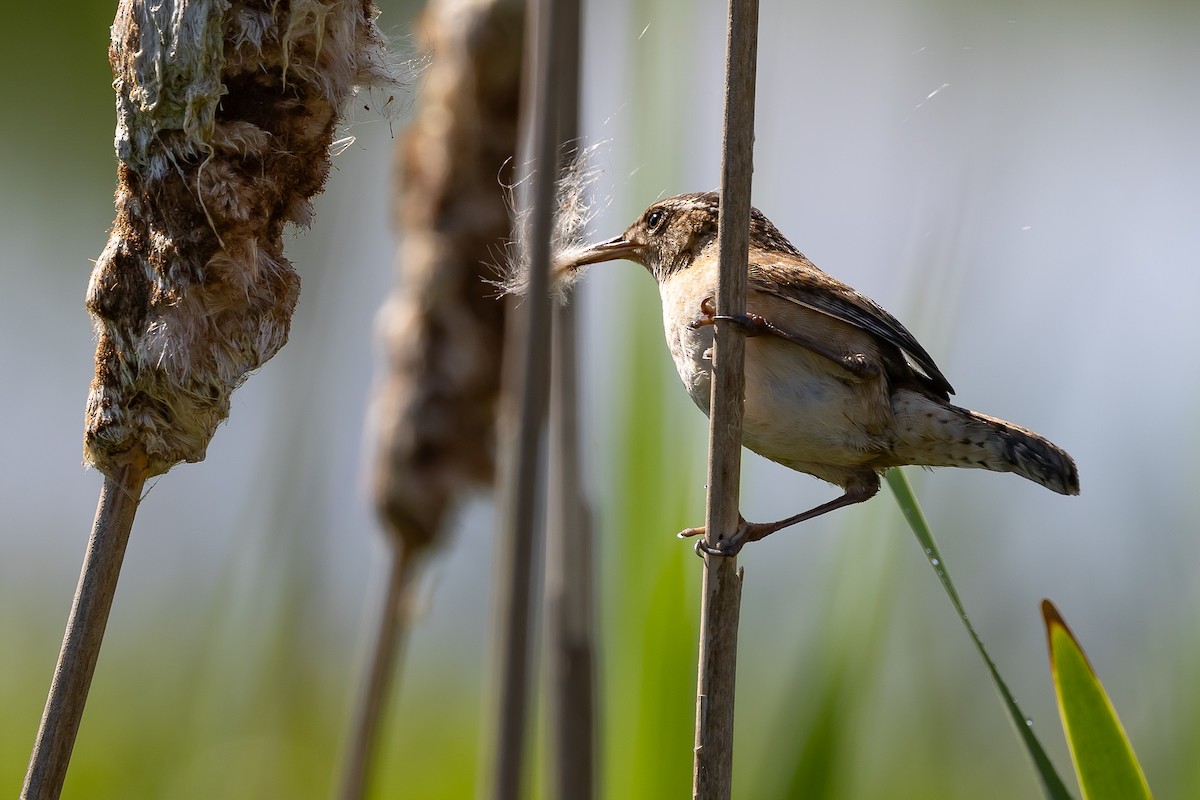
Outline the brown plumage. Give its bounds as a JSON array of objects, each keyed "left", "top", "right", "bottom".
[{"left": 568, "top": 191, "right": 1079, "bottom": 554}]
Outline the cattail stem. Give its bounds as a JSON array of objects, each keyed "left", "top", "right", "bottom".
[
  {"left": 22, "top": 457, "right": 148, "bottom": 800},
  {"left": 544, "top": 0, "right": 596, "bottom": 796},
  {"left": 546, "top": 299, "right": 597, "bottom": 798},
  {"left": 336, "top": 542, "right": 420, "bottom": 800},
  {"left": 486, "top": 0, "right": 564, "bottom": 795},
  {"left": 693, "top": 0, "right": 759, "bottom": 797}
]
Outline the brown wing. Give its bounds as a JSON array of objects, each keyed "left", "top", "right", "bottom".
[{"left": 748, "top": 255, "right": 955, "bottom": 398}]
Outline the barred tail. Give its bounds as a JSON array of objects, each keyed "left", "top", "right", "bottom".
[{"left": 891, "top": 391, "right": 1080, "bottom": 495}]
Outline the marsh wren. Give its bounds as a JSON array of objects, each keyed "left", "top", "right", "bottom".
[{"left": 566, "top": 192, "right": 1079, "bottom": 555}]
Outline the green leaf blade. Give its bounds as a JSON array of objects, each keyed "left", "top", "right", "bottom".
[
  {"left": 1042, "top": 600, "right": 1153, "bottom": 800},
  {"left": 885, "top": 468, "right": 1073, "bottom": 800}
]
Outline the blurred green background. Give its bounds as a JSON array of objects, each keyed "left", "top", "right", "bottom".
[{"left": 2, "top": 0, "right": 1198, "bottom": 797}]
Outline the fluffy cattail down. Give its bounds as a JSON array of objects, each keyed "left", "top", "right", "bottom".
[
  {"left": 85, "top": 0, "right": 398, "bottom": 478},
  {"left": 495, "top": 143, "right": 607, "bottom": 302}
]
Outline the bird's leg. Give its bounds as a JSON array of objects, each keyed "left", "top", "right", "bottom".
[
  {"left": 679, "top": 473, "right": 881, "bottom": 556},
  {"left": 692, "top": 298, "right": 878, "bottom": 380}
]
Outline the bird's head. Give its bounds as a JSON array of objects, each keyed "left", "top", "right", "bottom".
[{"left": 564, "top": 192, "right": 798, "bottom": 282}]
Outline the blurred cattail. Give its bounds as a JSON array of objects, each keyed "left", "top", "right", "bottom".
[
  {"left": 371, "top": 0, "right": 524, "bottom": 556},
  {"left": 340, "top": 1, "right": 526, "bottom": 796},
  {"left": 86, "top": 0, "right": 398, "bottom": 478}
]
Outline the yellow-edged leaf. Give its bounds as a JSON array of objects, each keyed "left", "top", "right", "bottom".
[{"left": 1043, "top": 599, "right": 1152, "bottom": 800}]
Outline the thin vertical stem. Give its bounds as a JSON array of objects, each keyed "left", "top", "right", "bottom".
[
  {"left": 23, "top": 459, "right": 148, "bottom": 800},
  {"left": 487, "top": 0, "right": 563, "bottom": 796},
  {"left": 336, "top": 543, "right": 419, "bottom": 800},
  {"left": 545, "top": 0, "right": 596, "bottom": 796},
  {"left": 547, "top": 300, "right": 597, "bottom": 799},
  {"left": 693, "top": 0, "right": 759, "bottom": 798}
]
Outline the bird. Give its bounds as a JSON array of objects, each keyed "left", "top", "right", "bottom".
[{"left": 563, "top": 191, "right": 1079, "bottom": 555}]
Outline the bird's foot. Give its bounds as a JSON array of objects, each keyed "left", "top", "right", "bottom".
[
  {"left": 682, "top": 478, "right": 881, "bottom": 557},
  {"left": 691, "top": 297, "right": 772, "bottom": 337},
  {"left": 677, "top": 516, "right": 763, "bottom": 557}
]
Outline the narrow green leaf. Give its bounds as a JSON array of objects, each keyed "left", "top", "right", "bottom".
[
  {"left": 885, "top": 469, "right": 1073, "bottom": 800},
  {"left": 1042, "top": 600, "right": 1153, "bottom": 800}
]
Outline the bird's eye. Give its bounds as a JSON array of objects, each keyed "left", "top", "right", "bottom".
[{"left": 646, "top": 209, "right": 665, "bottom": 231}]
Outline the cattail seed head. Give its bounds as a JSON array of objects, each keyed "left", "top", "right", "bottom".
[
  {"left": 371, "top": 0, "right": 524, "bottom": 552},
  {"left": 86, "top": 0, "right": 400, "bottom": 478}
]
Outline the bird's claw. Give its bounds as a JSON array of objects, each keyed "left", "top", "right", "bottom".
[
  {"left": 677, "top": 522, "right": 747, "bottom": 557},
  {"left": 690, "top": 298, "right": 770, "bottom": 337},
  {"left": 693, "top": 537, "right": 744, "bottom": 558}
]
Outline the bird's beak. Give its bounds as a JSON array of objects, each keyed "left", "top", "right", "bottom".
[{"left": 566, "top": 235, "right": 641, "bottom": 267}]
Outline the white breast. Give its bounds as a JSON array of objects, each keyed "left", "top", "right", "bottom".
[{"left": 657, "top": 270, "right": 716, "bottom": 412}]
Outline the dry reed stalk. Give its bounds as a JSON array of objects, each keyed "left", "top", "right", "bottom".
[
  {"left": 342, "top": 0, "right": 525, "bottom": 796},
  {"left": 23, "top": 2, "right": 396, "bottom": 797},
  {"left": 546, "top": 299, "right": 598, "bottom": 800},
  {"left": 495, "top": 131, "right": 604, "bottom": 800},
  {"left": 22, "top": 462, "right": 146, "bottom": 800},
  {"left": 486, "top": 0, "right": 570, "bottom": 794},
  {"left": 543, "top": 0, "right": 598, "bottom": 796},
  {"left": 693, "top": 0, "right": 759, "bottom": 798}
]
